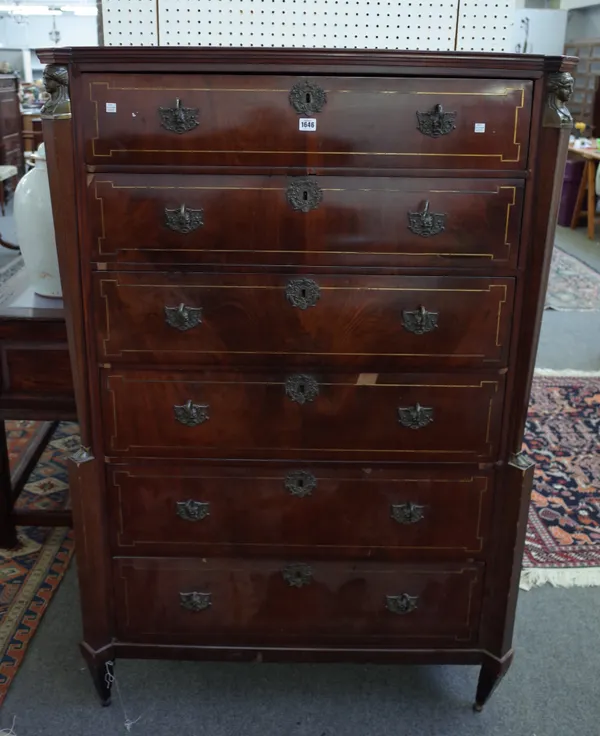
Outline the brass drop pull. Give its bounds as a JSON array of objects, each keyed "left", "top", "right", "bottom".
[
  {"left": 397, "top": 403, "right": 434, "bottom": 430},
  {"left": 180, "top": 591, "right": 212, "bottom": 612},
  {"left": 286, "top": 178, "right": 323, "bottom": 213},
  {"left": 158, "top": 98, "right": 200, "bottom": 134},
  {"left": 164, "top": 303, "right": 203, "bottom": 331},
  {"left": 402, "top": 306, "right": 438, "bottom": 335},
  {"left": 284, "top": 470, "right": 317, "bottom": 497},
  {"left": 407, "top": 201, "right": 446, "bottom": 238},
  {"left": 286, "top": 278, "right": 320, "bottom": 310},
  {"left": 416, "top": 103, "right": 456, "bottom": 138},
  {"left": 390, "top": 502, "right": 426, "bottom": 524},
  {"left": 285, "top": 374, "right": 319, "bottom": 405},
  {"left": 282, "top": 563, "right": 313, "bottom": 588},
  {"left": 385, "top": 593, "right": 418, "bottom": 615},
  {"left": 164, "top": 204, "right": 204, "bottom": 234},
  {"left": 173, "top": 399, "right": 210, "bottom": 427},
  {"left": 289, "top": 80, "right": 327, "bottom": 114},
  {"left": 176, "top": 500, "right": 210, "bottom": 522}
]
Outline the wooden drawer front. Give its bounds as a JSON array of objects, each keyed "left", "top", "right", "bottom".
[
  {"left": 109, "top": 465, "right": 491, "bottom": 558},
  {"left": 84, "top": 74, "right": 531, "bottom": 170},
  {"left": 89, "top": 175, "right": 523, "bottom": 269},
  {"left": 114, "top": 558, "right": 484, "bottom": 644},
  {"left": 102, "top": 371, "right": 505, "bottom": 462},
  {"left": 95, "top": 273, "right": 514, "bottom": 370},
  {"left": 1, "top": 346, "right": 73, "bottom": 397}
]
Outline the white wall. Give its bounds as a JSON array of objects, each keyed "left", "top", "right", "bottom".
[
  {"left": 512, "top": 9, "right": 569, "bottom": 54},
  {"left": 0, "top": 14, "right": 98, "bottom": 51}
]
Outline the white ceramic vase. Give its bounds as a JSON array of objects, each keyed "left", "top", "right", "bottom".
[{"left": 14, "top": 143, "right": 62, "bottom": 297}]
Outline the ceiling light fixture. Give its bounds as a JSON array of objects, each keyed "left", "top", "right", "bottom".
[
  {"left": 61, "top": 6, "right": 97, "bottom": 15},
  {"left": 0, "top": 5, "right": 61, "bottom": 15}
]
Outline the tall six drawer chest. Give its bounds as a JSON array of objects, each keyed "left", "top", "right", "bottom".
[{"left": 37, "top": 47, "right": 575, "bottom": 709}]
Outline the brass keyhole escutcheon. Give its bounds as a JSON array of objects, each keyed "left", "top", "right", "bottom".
[
  {"left": 285, "top": 374, "right": 319, "bottom": 404},
  {"left": 285, "top": 278, "right": 320, "bottom": 310},
  {"left": 284, "top": 470, "right": 317, "bottom": 497},
  {"left": 286, "top": 179, "right": 322, "bottom": 213},
  {"left": 289, "top": 81, "right": 327, "bottom": 114}
]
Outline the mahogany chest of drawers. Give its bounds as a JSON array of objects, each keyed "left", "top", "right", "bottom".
[{"left": 37, "top": 47, "right": 574, "bottom": 709}]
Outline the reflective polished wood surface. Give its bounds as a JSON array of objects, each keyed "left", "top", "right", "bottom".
[{"left": 39, "top": 46, "right": 574, "bottom": 709}]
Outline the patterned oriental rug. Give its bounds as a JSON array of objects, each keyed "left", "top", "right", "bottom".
[
  {"left": 0, "top": 421, "right": 76, "bottom": 706},
  {"left": 545, "top": 247, "right": 600, "bottom": 311},
  {"left": 521, "top": 374, "right": 600, "bottom": 589}
]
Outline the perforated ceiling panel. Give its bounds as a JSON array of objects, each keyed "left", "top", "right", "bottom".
[
  {"left": 102, "top": 0, "right": 158, "bottom": 46},
  {"left": 455, "top": 0, "right": 512, "bottom": 53},
  {"left": 101, "top": 0, "right": 514, "bottom": 53}
]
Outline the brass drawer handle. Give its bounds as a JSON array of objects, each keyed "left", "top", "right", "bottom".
[
  {"left": 407, "top": 201, "right": 446, "bottom": 238},
  {"left": 397, "top": 403, "right": 434, "bottom": 430},
  {"left": 164, "top": 303, "right": 203, "bottom": 331},
  {"left": 176, "top": 500, "right": 210, "bottom": 522},
  {"left": 180, "top": 591, "right": 212, "bottom": 612},
  {"left": 402, "top": 306, "right": 438, "bottom": 335},
  {"left": 416, "top": 103, "right": 456, "bottom": 138},
  {"left": 289, "top": 80, "right": 327, "bottom": 114},
  {"left": 164, "top": 204, "right": 204, "bottom": 234},
  {"left": 286, "top": 278, "right": 320, "bottom": 310},
  {"left": 286, "top": 178, "right": 322, "bottom": 213},
  {"left": 284, "top": 470, "right": 317, "bottom": 497},
  {"left": 174, "top": 399, "right": 210, "bottom": 427},
  {"left": 386, "top": 593, "right": 418, "bottom": 615},
  {"left": 282, "top": 563, "right": 313, "bottom": 588},
  {"left": 390, "top": 502, "right": 426, "bottom": 524},
  {"left": 159, "top": 98, "right": 199, "bottom": 134},
  {"left": 285, "top": 374, "right": 319, "bottom": 405}
]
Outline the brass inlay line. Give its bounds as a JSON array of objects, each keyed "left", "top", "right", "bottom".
[
  {"left": 108, "top": 351, "right": 488, "bottom": 358},
  {"left": 92, "top": 81, "right": 523, "bottom": 96},
  {"left": 491, "top": 284, "right": 509, "bottom": 347},
  {"left": 473, "top": 477, "right": 489, "bottom": 550},
  {"left": 107, "top": 375, "right": 499, "bottom": 390},
  {"left": 500, "top": 185, "right": 517, "bottom": 256},
  {"left": 96, "top": 180, "right": 510, "bottom": 195},
  {"left": 116, "top": 249, "right": 497, "bottom": 259},
  {"left": 105, "top": 283, "right": 503, "bottom": 292},
  {"left": 112, "top": 447, "right": 483, "bottom": 454},
  {"left": 96, "top": 149, "right": 522, "bottom": 159},
  {"left": 115, "top": 470, "right": 480, "bottom": 483},
  {"left": 121, "top": 539, "right": 484, "bottom": 553},
  {"left": 485, "top": 399, "right": 495, "bottom": 444},
  {"left": 89, "top": 80, "right": 526, "bottom": 162}
]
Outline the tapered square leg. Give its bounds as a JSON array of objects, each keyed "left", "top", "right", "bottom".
[
  {"left": 473, "top": 651, "right": 514, "bottom": 711},
  {"left": 80, "top": 642, "right": 115, "bottom": 706}
]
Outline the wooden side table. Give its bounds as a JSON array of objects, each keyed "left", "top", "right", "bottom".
[
  {"left": 0, "top": 269, "right": 76, "bottom": 547},
  {"left": 569, "top": 145, "right": 600, "bottom": 239}
]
